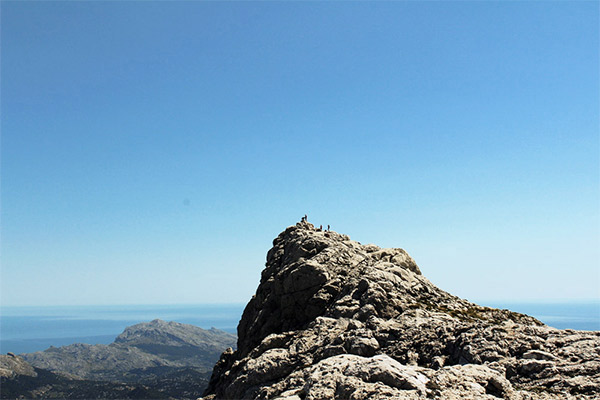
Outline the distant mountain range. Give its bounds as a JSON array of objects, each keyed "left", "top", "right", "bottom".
[
  {"left": 1, "top": 319, "right": 236, "bottom": 399},
  {"left": 4, "top": 222, "right": 599, "bottom": 400}
]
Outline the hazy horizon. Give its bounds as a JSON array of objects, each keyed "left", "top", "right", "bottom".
[
  {"left": 2, "top": 299, "right": 600, "bottom": 308},
  {"left": 2, "top": 1, "right": 598, "bottom": 306},
  {"left": 2, "top": 301, "right": 599, "bottom": 355}
]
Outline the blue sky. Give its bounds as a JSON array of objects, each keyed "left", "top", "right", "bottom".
[{"left": 1, "top": 1, "right": 598, "bottom": 306}]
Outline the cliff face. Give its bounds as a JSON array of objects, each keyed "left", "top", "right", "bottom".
[{"left": 204, "top": 222, "right": 600, "bottom": 399}]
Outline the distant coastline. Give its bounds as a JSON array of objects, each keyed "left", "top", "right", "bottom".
[
  {"left": 2, "top": 301, "right": 598, "bottom": 355},
  {"left": 479, "top": 300, "right": 600, "bottom": 331},
  {"left": 1, "top": 304, "right": 245, "bottom": 354}
]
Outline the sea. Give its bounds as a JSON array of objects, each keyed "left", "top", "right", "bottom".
[
  {"left": 1, "top": 302, "right": 598, "bottom": 355},
  {"left": 1, "top": 304, "right": 245, "bottom": 355}
]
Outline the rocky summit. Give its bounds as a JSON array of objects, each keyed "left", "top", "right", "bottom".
[{"left": 203, "top": 221, "right": 600, "bottom": 400}]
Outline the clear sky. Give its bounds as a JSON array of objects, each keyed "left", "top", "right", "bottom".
[{"left": 1, "top": 1, "right": 598, "bottom": 306}]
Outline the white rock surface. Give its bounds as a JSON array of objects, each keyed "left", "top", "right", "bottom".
[{"left": 203, "top": 222, "right": 600, "bottom": 399}]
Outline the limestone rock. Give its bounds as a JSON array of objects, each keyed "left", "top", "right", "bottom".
[
  {"left": 203, "top": 222, "right": 600, "bottom": 399},
  {"left": 0, "top": 353, "right": 37, "bottom": 379}
]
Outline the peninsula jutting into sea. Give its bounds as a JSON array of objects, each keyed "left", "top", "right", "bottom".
[{"left": 3, "top": 222, "right": 598, "bottom": 399}]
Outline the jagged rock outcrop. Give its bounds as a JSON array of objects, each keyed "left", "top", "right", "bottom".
[
  {"left": 0, "top": 353, "right": 37, "bottom": 379},
  {"left": 203, "top": 222, "right": 600, "bottom": 399}
]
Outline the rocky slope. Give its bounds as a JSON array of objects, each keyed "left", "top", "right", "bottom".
[
  {"left": 115, "top": 318, "right": 235, "bottom": 361},
  {"left": 22, "top": 319, "right": 235, "bottom": 382},
  {"left": 9, "top": 320, "right": 236, "bottom": 399},
  {"left": 1, "top": 353, "right": 37, "bottom": 379},
  {"left": 203, "top": 221, "right": 600, "bottom": 399},
  {"left": 1, "top": 353, "right": 165, "bottom": 399}
]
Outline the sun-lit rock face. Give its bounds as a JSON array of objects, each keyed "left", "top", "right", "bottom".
[
  {"left": 203, "top": 221, "right": 600, "bottom": 399},
  {"left": 0, "top": 353, "right": 38, "bottom": 379}
]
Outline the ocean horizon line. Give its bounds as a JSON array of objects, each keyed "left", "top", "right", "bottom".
[{"left": 2, "top": 299, "right": 599, "bottom": 309}]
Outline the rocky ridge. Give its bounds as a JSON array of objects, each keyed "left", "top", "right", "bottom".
[
  {"left": 22, "top": 319, "right": 235, "bottom": 382},
  {"left": 1, "top": 353, "right": 166, "bottom": 399},
  {"left": 1, "top": 353, "right": 37, "bottom": 379},
  {"left": 5, "top": 319, "right": 236, "bottom": 399},
  {"left": 203, "top": 221, "right": 600, "bottom": 399}
]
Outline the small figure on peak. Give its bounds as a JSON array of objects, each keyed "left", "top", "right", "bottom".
[
  {"left": 319, "top": 225, "right": 323, "bottom": 231},
  {"left": 327, "top": 224, "right": 330, "bottom": 231}
]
